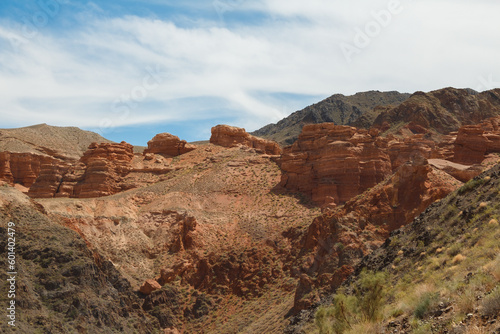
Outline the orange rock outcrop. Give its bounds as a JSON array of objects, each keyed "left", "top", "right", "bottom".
[
  {"left": 292, "top": 158, "right": 461, "bottom": 311},
  {"left": 210, "top": 125, "right": 281, "bottom": 155},
  {"left": 280, "top": 123, "right": 392, "bottom": 205},
  {"left": 29, "top": 142, "right": 135, "bottom": 198},
  {"left": 453, "top": 117, "right": 500, "bottom": 165},
  {"left": 144, "top": 133, "right": 196, "bottom": 156},
  {"left": 0, "top": 151, "right": 62, "bottom": 187}
]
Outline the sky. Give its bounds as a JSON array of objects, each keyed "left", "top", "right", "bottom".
[{"left": 0, "top": 0, "right": 499, "bottom": 145}]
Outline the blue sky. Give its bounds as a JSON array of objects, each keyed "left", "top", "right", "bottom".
[{"left": 1, "top": 0, "right": 499, "bottom": 145}]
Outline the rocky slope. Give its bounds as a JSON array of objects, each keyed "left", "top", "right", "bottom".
[
  {"left": 0, "top": 185, "right": 160, "bottom": 333},
  {"left": 34, "top": 141, "right": 320, "bottom": 333},
  {"left": 289, "top": 165, "right": 500, "bottom": 334},
  {"left": 252, "top": 91, "right": 410, "bottom": 146},
  {"left": 290, "top": 157, "right": 462, "bottom": 312}
]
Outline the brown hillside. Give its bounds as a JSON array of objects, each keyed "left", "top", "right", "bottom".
[
  {"left": 373, "top": 88, "right": 500, "bottom": 136},
  {"left": 0, "top": 123, "right": 113, "bottom": 160},
  {"left": 252, "top": 91, "right": 410, "bottom": 146}
]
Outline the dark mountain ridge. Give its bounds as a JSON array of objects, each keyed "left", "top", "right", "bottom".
[{"left": 252, "top": 91, "right": 411, "bottom": 146}]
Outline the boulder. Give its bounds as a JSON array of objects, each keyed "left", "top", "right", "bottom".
[
  {"left": 210, "top": 125, "right": 281, "bottom": 155},
  {"left": 144, "top": 133, "right": 196, "bottom": 157},
  {"left": 139, "top": 279, "right": 162, "bottom": 295}
]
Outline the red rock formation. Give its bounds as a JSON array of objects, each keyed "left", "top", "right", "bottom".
[
  {"left": 210, "top": 125, "right": 281, "bottom": 155},
  {"left": 144, "top": 133, "right": 196, "bottom": 156},
  {"left": 0, "top": 152, "right": 13, "bottom": 185},
  {"left": 428, "top": 159, "right": 482, "bottom": 182},
  {"left": 153, "top": 243, "right": 284, "bottom": 298},
  {"left": 280, "top": 123, "right": 392, "bottom": 205},
  {"left": 73, "top": 142, "right": 133, "bottom": 198},
  {"left": 387, "top": 135, "right": 436, "bottom": 170},
  {"left": 453, "top": 116, "right": 500, "bottom": 165},
  {"left": 292, "top": 159, "right": 460, "bottom": 311},
  {"left": 28, "top": 161, "right": 72, "bottom": 198},
  {"left": 29, "top": 142, "right": 135, "bottom": 198},
  {"left": 0, "top": 152, "right": 61, "bottom": 188}
]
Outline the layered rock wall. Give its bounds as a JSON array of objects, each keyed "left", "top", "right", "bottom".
[
  {"left": 0, "top": 152, "right": 61, "bottom": 187},
  {"left": 280, "top": 123, "right": 392, "bottom": 205},
  {"left": 292, "top": 159, "right": 460, "bottom": 311},
  {"left": 29, "top": 142, "right": 135, "bottom": 198},
  {"left": 453, "top": 117, "right": 500, "bottom": 165}
]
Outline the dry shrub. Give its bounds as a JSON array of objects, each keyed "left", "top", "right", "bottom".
[
  {"left": 345, "top": 322, "right": 383, "bottom": 334},
  {"left": 481, "top": 287, "right": 500, "bottom": 317},
  {"left": 412, "top": 284, "right": 438, "bottom": 319},
  {"left": 456, "top": 288, "right": 476, "bottom": 315},
  {"left": 452, "top": 254, "right": 466, "bottom": 264},
  {"left": 488, "top": 219, "right": 499, "bottom": 227},
  {"left": 465, "top": 325, "right": 488, "bottom": 334},
  {"left": 484, "top": 254, "right": 500, "bottom": 282}
]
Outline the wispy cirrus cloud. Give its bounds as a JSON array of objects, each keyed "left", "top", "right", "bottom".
[{"left": 0, "top": 0, "right": 499, "bottom": 144}]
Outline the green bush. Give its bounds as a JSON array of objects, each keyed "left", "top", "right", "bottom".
[
  {"left": 356, "top": 269, "right": 387, "bottom": 322},
  {"left": 315, "top": 305, "right": 335, "bottom": 334},
  {"left": 315, "top": 270, "right": 387, "bottom": 334},
  {"left": 315, "top": 293, "right": 358, "bottom": 334},
  {"left": 413, "top": 292, "right": 438, "bottom": 319}
]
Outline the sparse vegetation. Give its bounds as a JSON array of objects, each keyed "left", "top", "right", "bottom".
[
  {"left": 311, "top": 164, "right": 500, "bottom": 334},
  {"left": 315, "top": 270, "right": 387, "bottom": 333},
  {"left": 458, "top": 177, "right": 485, "bottom": 195},
  {"left": 481, "top": 286, "right": 500, "bottom": 316}
]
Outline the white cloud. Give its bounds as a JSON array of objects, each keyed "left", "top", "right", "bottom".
[{"left": 0, "top": 0, "right": 500, "bottom": 139}]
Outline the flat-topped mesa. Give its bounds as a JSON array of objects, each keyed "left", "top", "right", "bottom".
[
  {"left": 143, "top": 133, "right": 196, "bottom": 157},
  {"left": 210, "top": 125, "right": 282, "bottom": 155},
  {"left": 453, "top": 116, "right": 500, "bottom": 165},
  {"left": 280, "top": 123, "right": 392, "bottom": 205},
  {"left": 29, "top": 141, "right": 136, "bottom": 198}
]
